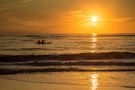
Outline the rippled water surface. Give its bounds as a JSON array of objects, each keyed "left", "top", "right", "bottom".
[{"left": 0, "top": 34, "right": 135, "bottom": 55}]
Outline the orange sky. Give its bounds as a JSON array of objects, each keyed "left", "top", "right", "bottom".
[{"left": 0, "top": 0, "right": 135, "bottom": 34}]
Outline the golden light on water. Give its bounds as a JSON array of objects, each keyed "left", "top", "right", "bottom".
[
  {"left": 90, "top": 33, "right": 97, "bottom": 52},
  {"left": 92, "top": 33, "right": 97, "bottom": 36},
  {"left": 92, "top": 33, "right": 97, "bottom": 42},
  {"left": 90, "top": 74, "right": 99, "bottom": 90},
  {"left": 92, "top": 38, "right": 97, "bottom": 43}
]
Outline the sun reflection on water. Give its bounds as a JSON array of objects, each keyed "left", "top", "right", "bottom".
[
  {"left": 92, "top": 37, "right": 97, "bottom": 42},
  {"left": 90, "top": 34, "right": 98, "bottom": 52},
  {"left": 90, "top": 74, "right": 99, "bottom": 90}
]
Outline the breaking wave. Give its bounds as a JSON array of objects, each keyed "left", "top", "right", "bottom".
[{"left": 0, "top": 52, "right": 135, "bottom": 62}]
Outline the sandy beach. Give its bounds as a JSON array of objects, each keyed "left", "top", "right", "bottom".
[{"left": 0, "top": 72, "right": 135, "bottom": 90}]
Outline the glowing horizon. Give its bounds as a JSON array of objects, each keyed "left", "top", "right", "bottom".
[{"left": 0, "top": 0, "right": 135, "bottom": 34}]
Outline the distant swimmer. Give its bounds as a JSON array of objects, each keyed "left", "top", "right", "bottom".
[
  {"left": 36, "top": 40, "right": 42, "bottom": 44},
  {"left": 36, "top": 37, "right": 52, "bottom": 45}
]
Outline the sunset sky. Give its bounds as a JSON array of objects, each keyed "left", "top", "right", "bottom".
[{"left": 0, "top": 0, "right": 135, "bottom": 34}]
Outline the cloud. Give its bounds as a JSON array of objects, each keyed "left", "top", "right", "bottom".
[
  {"left": 102, "top": 17, "right": 135, "bottom": 24},
  {"left": 0, "top": 0, "right": 33, "bottom": 12},
  {"left": 20, "top": 0, "right": 33, "bottom": 4},
  {"left": 0, "top": 13, "right": 62, "bottom": 30}
]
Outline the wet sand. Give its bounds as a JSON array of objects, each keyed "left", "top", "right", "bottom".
[{"left": 0, "top": 72, "right": 135, "bottom": 90}]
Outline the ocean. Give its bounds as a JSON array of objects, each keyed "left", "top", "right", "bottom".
[
  {"left": 0, "top": 34, "right": 135, "bottom": 90},
  {"left": 0, "top": 34, "right": 135, "bottom": 55},
  {"left": 0, "top": 34, "right": 135, "bottom": 74}
]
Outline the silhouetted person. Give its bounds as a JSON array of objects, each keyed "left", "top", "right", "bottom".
[
  {"left": 41, "top": 39, "right": 45, "bottom": 44},
  {"left": 37, "top": 40, "right": 42, "bottom": 44}
]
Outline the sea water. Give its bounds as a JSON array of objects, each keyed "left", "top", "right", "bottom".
[
  {"left": 0, "top": 34, "right": 135, "bottom": 55},
  {"left": 0, "top": 34, "right": 135, "bottom": 72}
]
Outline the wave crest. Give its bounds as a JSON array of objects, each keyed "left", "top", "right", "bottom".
[{"left": 0, "top": 52, "right": 135, "bottom": 62}]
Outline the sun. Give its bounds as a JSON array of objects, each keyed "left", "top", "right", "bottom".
[
  {"left": 90, "top": 16, "right": 99, "bottom": 26},
  {"left": 91, "top": 16, "right": 98, "bottom": 23}
]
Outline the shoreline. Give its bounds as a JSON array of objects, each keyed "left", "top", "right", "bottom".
[
  {"left": 0, "top": 68, "right": 135, "bottom": 75},
  {"left": 0, "top": 72, "right": 135, "bottom": 90}
]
